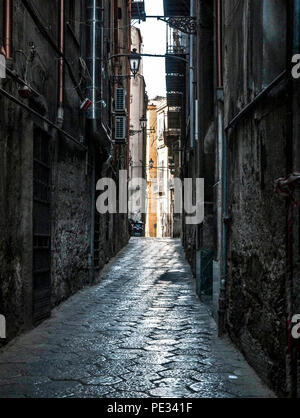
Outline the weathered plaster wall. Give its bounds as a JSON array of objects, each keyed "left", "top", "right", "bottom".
[
  {"left": 224, "top": 0, "right": 288, "bottom": 394},
  {"left": 226, "top": 102, "right": 288, "bottom": 394},
  {"left": 0, "top": 0, "right": 129, "bottom": 344}
]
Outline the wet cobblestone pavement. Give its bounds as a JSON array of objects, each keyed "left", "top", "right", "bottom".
[{"left": 0, "top": 238, "right": 274, "bottom": 398}]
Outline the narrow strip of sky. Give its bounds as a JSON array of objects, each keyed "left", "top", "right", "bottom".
[{"left": 136, "top": 0, "right": 166, "bottom": 100}]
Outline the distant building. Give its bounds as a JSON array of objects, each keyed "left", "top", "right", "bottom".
[
  {"left": 128, "top": 27, "right": 147, "bottom": 225},
  {"left": 146, "top": 97, "right": 173, "bottom": 238}
]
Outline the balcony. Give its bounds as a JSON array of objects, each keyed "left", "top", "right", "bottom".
[
  {"left": 166, "top": 54, "right": 186, "bottom": 76},
  {"left": 168, "top": 110, "right": 181, "bottom": 130},
  {"left": 166, "top": 75, "right": 185, "bottom": 94},
  {"left": 163, "top": 0, "right": 190, "bottom": 17},
  {"left": 165, "top": 26, "right": 187, "bottom": 97},
  {"left": 131, "top": 1, "right": 146, "bottom": 21},
  {"left": 165, "top": 131, "right": 181, "bottom": 148},
  {"left": 167, "top": 93, "right": 183, "bottom": 107}
]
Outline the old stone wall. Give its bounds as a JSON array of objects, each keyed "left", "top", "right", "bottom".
[
  {"left": 0, "top": 0, "right": 59, "bottom": 341},
  {"left": 0, "top": 0, "right": 129, "bottom": 344},
  {"left": 226, "top": 100, "right": 288, "bottom": 394},
  {"left": 51, "top": 144, "right": 93, "bottom": 306},
  {"left": 0, "top": 102, "right": 32, "bottom": 342},
  {"left": 224, "top": 0, "right": 288, "bottom": 394}
]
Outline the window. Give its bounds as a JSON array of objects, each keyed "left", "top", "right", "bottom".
[{"left": 158, "top": 114, "right": 165, "bottom": 139}]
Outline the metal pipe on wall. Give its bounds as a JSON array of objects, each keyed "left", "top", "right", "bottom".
[
  {"left": 127, "top": 0, "right": 132, "bottom": 177},
  {"left": 216, "top": 0, "right": 227, "bottom": 336},
  {"left": 59, "top": 0, "right": 64, "bottom": 106},
  {"left": 86, "top": 0, "right": 112, "bottom": 281},
  {"left": 58, "top": 0, "right": 65, "bottom": 124},
  {"left": 189, "top": 0, "right": 194, "bottom": 150},
  {"left": 217, "top": 0, "right": 223, "bottom": 88},
  {"left": 4, "top": 0, "right": 12, "bottom": 59},
  {"left": 0, "top": 86, "right": 87, "bottom": 149},
  {"left": 86, "top": 0, "right": 101, "bottom": 121},
  {"left": 86, "top": 0, "right": 102, "bottom": 283}
]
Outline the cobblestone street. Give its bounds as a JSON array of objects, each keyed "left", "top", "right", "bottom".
[{"left": 0, "top": 239, "right": 274, "bottom": 398}]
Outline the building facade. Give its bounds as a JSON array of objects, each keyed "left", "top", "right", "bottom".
[
  {"left": 163, "top": 0, "right": 300, "bottom": 397},
  {"left": 146, "top": 97, "right": 173, "bottom": 238},
  {"left": 0, "top": 0, "right": 132, "bottom": 343},
  {"left": 128, "top": 26, "right": 147, "bottom": 224},
  {"left": 145, "top": 101, "right": 158, "bottom": 238}
]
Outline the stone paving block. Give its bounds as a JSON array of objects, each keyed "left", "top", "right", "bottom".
[{"left": 0, "top": 238, "right": 275, "bottom": 398}]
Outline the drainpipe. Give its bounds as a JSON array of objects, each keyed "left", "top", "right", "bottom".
[
  {"left": 57, "top": 0, "right": 64, "bottom": 126},
  {"left": 216, "top": 0, "right": 227, "bottom": 336},
  {"left": 86, "top": 0, "right": 111, "bottom": 157},
  {"left": 220, "top": 123, "right": 228, "bottom": 337},
  {"left": 127, "top": 0, "right": 132, "bottom": 177},
  {"left": 217, "top": 0, "right": 223, "bottom": 88},
  {"left": 189, "top": 0, "right": 195, "bottom": 150},
  {"left": 4, "top": 0, "right": 12, "bottom": 59},
  {"left": 86, "top": 0, "right": 112, "bottom": 281}
]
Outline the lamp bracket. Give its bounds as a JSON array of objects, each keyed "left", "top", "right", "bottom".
[
  {"left": 146, "top": 16, "right": 197, "bottom": 35},
  {"left": 129, "top": 129, "right": 143, "bottom": 136}
]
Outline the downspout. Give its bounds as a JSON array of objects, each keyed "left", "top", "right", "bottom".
[
  {"left": 190, "top": 0, "right": 195, "bottom": 150},
  {"left": 113, "top": 0, "right": 119, "bottom": 79},
  {"left": 216, "top": 0, "right": 227, "bottom": 336},
  {"left": 57, "top": 0, "right": 64, "bottom": 125},
  {"left": 220, "top": 124, "right": 228, "bottom": 337},
  {"left": 217, "top": 0, "right": 223, "bottom": 88},
  {"left": 86, "top": 0, "right": 112, "bottom": 281},
  {"left": 127, "top": 0, "right": 132, "bottom": 178},
  {"left": 4, "top": 0, "right": 12, "bottom": 59},
  {"left": 102, "top": 0, "right": 118, "bottom": 178},
  {"left": 86, "top": 0, "right": 111, "bottom": 157}
]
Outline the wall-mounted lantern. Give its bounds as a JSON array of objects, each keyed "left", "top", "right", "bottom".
[{"left": 129, "top": 49, "right": 141, "bottom": 78}]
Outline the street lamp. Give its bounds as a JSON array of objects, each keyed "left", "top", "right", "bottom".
[
  {"left": 109, "top": 51, "right": 188, "bottom": 84},
  {"left": 139, "top": 115, "right": 147, "bottom": 129},
  {"left": 129, "top": 116, "right": 147, "bottom": 136},
  {"left": 129, "top": 48, "right": 142, "bottom": 78},
  {"left": 149, "top": 158, "right": 154, "bottom": 170}
]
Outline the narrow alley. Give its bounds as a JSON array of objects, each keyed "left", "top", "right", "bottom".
[
  {"left": 0, "top": 239, "right": 273, "bottom": 398},
  {"left": 2, "top": 0, "right": 300, "bottom": 399}
]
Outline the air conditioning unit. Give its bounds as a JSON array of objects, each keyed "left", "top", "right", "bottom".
[
  {"left": 115, "top": 116, "right": 127, "bottom": 141},
  {"left": 115, "top": 88, "right": 126, "bottom": 113}
]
